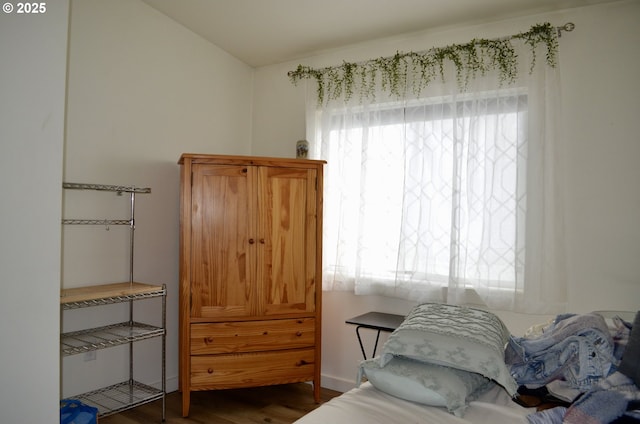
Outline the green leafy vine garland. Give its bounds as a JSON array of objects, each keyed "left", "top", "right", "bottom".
[{"left": 288, "top": 23, "right": 558, "bottom": 104}]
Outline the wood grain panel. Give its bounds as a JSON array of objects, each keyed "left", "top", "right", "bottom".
[
  {"left": 191, "top": 164, "right": 256, "bottom": 319},
  {"left": 258, "top": 167, "right": 317, "bottom": 316}
]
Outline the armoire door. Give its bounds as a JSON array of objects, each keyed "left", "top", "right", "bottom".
[
  {"left": 257, "top": 166, "right": 317, "bottom": 316},
  {"left": 190, "top": 164, "right": 257, "bottom": 319}
]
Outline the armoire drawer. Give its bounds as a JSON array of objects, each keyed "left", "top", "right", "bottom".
[
  {"left": 190, "top": 348, "right": 316, "bottom": 389},
  {"left": 190, "top": 318, "right": 315, "bottom": 354}
]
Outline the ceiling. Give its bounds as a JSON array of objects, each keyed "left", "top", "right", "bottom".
[{"left": 141, "top": 0, "right": 612, "bottom": 67}]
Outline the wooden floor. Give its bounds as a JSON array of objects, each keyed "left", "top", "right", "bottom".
[{"left": 99, "top": 384, "right": 342, "bottom": 424}]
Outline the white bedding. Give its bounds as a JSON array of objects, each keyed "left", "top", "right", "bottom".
[{"left": 295, "top": 382, "right": 534, "bottom": 424}]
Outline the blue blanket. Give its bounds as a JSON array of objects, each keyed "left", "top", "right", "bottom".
[{"left": 526, "top": 311, "right": 640, "bottom": 424}]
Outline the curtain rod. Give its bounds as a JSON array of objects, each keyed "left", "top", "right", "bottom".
[{"left": 557, "top": 22, "right": 576, "bottom": 37}]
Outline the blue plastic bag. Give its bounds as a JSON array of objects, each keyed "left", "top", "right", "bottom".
[{"left": 60, "top": 399, "right": 98, "bottom": 424}]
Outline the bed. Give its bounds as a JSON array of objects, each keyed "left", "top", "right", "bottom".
[
  {"left": 295, "top": 304, "right": 639, "bottom": 424},
  {"left": 297, "top": 381, "right": 531, "bottom": 423}
]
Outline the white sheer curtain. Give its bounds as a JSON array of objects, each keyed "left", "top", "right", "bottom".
[{"left": 307, "top": 39, "right": 567, "bottom": 314}]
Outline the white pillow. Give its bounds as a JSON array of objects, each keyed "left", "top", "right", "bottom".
[{"left": 358, "top": 356, "right": 493, "bottom": 417}]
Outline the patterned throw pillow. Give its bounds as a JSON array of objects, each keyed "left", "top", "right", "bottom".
[{"left": 378, "top": 303, "right": 518, "bottom": 396}]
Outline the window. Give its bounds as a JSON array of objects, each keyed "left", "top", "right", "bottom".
[{"left": 318, "top": 93, "right": 529, "bottom": 304}]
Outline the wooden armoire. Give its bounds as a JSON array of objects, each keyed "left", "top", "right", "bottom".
[{"left": 178, "top": 154, "right": 324, "bottom": 417}]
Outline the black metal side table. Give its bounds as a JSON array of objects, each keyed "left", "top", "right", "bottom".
[{"left": 346, "top": 312, "right": 405, "bottom": 359}]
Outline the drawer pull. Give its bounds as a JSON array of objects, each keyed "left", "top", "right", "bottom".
[
  {"left": 206, "top": 337, "right": 214, "bottom": 343},
  {"left": 263, "top": 331, "right": 268, "bottom": 335},
  {"left": 207, "top": 368, "right": 214, "bottom": 374},
  {"left": 296, "top": 360, "right": 309, "bottom": 367},
  {"left": 296, "top": 331, "right": 303, "bottom": 337}
]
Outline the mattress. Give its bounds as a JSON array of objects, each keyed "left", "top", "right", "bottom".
[{"left": 295, "top": 382, "right": 534, "bottom": 424}]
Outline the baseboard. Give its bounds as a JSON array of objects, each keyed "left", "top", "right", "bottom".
[
  {"left": 162, "top": 374, "right": 350, "bottom": 395},
  {"left": 165, "top": 375, "right": 179, "bottom": 393},
  {"left": 144, "top": 375, "right": 179, "bottom": 394},
  {"left": 320, "top": 373, "right": 356, "bottom": 393}
]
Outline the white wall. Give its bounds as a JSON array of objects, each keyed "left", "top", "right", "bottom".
[
  {"left": 0, "top": 1, "right": 69, "bottom": 422},
  {"left": 252, "top": 0, "right": 640, "bottom": 391},
  {"left": 62, "top": 0, "right": 254, "bottom": 396}
]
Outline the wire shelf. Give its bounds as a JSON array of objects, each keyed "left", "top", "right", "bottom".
[
  {"left": 61, "top": 283, "right": 166, "bottom": 310},
  {"left": 68, "top": 380, "right": 163, "bottom": 418},
  {"left": 61, "top": 322, "right": 164, "bottom": 356},
  {"left": 61, "top": 182, "right": 164, "bottom": 421}
]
